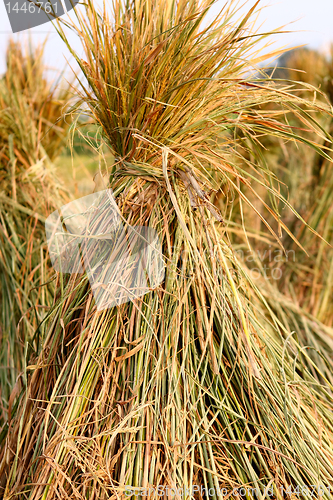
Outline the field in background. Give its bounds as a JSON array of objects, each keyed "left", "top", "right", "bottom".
[{"left": 55, "top": 153, "right": 97, "bottom": 195}]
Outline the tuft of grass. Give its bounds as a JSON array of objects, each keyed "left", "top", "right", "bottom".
[{"left": 1, "top": 2, "right": 333, "bottom": 498}]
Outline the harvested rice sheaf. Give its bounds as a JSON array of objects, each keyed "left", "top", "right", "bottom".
[
  {"left": 1, "top": 1, "right": 333, "bottom": 499},
  {"left": 0, "top": 41, "right": 71, "bottom": 426}
]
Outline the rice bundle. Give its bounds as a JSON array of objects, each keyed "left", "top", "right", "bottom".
[
  {"left": 0, "top": 41, "right": 71, "bottom": 425},
  {"left": 1, "top": 1, "right": 333, "bottom": 498},
  {"left": 265, "top": 47, "right": 333, "bottom": 326},
  {"left": 226, "top": 47, "right": 333, "bottom": 382}
]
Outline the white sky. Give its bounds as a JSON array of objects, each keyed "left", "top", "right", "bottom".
[{"left": 0, "top": 0, "right": 332, "bottom": 76}]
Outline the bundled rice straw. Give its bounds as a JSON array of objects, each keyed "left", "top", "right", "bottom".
[
  {"left": 1, "top": 2, "right": 333, "bottom": 498},
  {"left": 0, "top": 40, "right": 71, "bottom": 425}
]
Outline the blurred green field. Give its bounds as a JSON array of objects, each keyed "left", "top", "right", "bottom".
[{"left": 54, "top": 153, "right": 97, "bottom": 196}]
